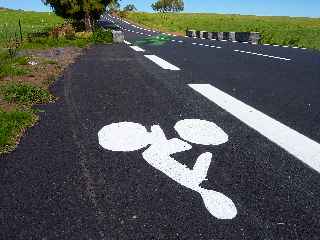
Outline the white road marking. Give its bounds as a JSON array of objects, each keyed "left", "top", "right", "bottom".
[
  {"left": 233, "top": 49, "right": 291, "bottom": 61},
  {"left": 123, "top": 40, "right": 131, "bottom": 45},
  {"left": 216, "top": 46, "right": 222, "bottom": 49},
  {"left": 189, "top": 84, "right": 320, "bottom": 174},
  {"left": 98, "top": 120, "right": 237, "bottom": 219},
  {"left": 130, "top": 46, "right": 145, "bottom": 52},
  {"left": 144, "top": 55, "right": 180, "bottom": 70}
]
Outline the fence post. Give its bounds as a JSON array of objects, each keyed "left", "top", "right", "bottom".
[{"left": 18, "top": 19, "right": 23, "bottom": 42}]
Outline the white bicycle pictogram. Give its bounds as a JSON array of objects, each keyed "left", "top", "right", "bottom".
[{"left": 98, "top": 119, "right": 237, "bottom": 220}]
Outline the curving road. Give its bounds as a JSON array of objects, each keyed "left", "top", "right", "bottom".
[{"left": 1, "top": 13, "right": 320, "bottom": 240}]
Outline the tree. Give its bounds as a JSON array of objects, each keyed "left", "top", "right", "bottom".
[
  {"left": 123, "top": 4, "right": 137, "bottom": 12},
  {"left": 42, "top": 0, "right": 115, "bottom": 31},
  {"left": 107, "top": 0, "right": 121, "bottom": 13},
  {"left": 151, "top": 0, "right": 184, "bottom": 13}
]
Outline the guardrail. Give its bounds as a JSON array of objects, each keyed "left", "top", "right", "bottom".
[{"left": 186, "top": 30, "right": 261, "bottom": 44}]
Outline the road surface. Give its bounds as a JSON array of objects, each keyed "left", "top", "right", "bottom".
[{"left": 1, "top": 14, "right": 320, "bottom": 239}]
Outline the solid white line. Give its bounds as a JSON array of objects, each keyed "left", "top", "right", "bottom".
[
  {"left": 189, "top": 84, "right": 320, "bottom": 173},
  {"left": 130, "top": 46, "right": 145, "bottom": 52},
  {"left": 144, "top": 55, "right": 180, "bottom": 71},
  {"left": 123, "top": 40, "right": 131, "bottom": 45}
]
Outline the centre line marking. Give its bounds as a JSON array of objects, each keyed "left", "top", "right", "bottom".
[
  {"left": 130, "top": 46, "right": 145, "bottom": 52},
  {"left": 145, "top": 55, "right": 181, "bottom": 71},
  {"left": 189, "top": 84, "right": 320, "bottom": 173}
]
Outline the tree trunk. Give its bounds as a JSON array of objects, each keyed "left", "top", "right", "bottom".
[{"left": 84, "top": 11, "right": 92, "bottom": 32}]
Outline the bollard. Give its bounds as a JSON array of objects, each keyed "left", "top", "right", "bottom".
[
  {"left": 112, "top": 30, "right": 124, "bottom": 43},
  {"left": 201, "top": 31, "right": 209, "bottom": 39},
  {"left": 235, "top": 32, "right": 251, "bottom": 42},
  {"left": 249, "top": 32, "right": 261, "bottom": 44},
  {"left": 228, "top": 32, "right": 236, "bottom": 41},
  {"left": 223, "top": 32, "right": 229, "bottom": 40},
  {"left": 186, "top": 29, "right": 196, "bottom": 38},
  {"left": 211, "top": 32, "right": 218, "bottom": 40},
  {"left": 217, "top": 32, "right": 224, "bottom": 40}
]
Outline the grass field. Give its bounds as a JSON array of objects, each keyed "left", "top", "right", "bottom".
[
  {"left": 125, "top": 12, "right": 320, "bottom": 50},
  {"left": 0, "top": 8, "right": 64, "bottom": 43}
]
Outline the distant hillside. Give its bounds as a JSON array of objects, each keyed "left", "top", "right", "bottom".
[{"left": 125, "top": 12, "right": 320, "bottom": 50}]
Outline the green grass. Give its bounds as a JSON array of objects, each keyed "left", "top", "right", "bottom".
[
  {"left": 0, "top": 51, "right": 31, "bottom": 77},
  {"left": 0, "top": 9, "right": 64, "bottom": 44},
  {"left": 0, "top": 109, "right": 37, "bottom": 154},
  {"left": 20, "top": 36, "right": 92, "bottom": 49},
  {"left": 125, "top": 12, "right": 320, "bottom": 50},
  {"left": 0, "top": 83, "right": 54, "bottom": 105}
]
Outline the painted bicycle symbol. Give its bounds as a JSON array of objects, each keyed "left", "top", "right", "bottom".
[{"left": 98, "top": 119, "right": 237, "bottom": 219}]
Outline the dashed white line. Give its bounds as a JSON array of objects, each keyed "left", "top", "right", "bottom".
[
  {"left": 144, "top": 55, "right": 180, "bottom": 71},
  {"left": 130, "top": 46, "right": 145, "bottom": 52},
  {"left": 234, "top": 49, "right": 291, "bottom": 61},
  {"left": 189, "top": 84, "right": 320, "bottom": 174}
]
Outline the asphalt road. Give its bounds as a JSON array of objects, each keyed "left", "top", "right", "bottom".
[{"left": 1, "top": 14, "right": 320, "bottom": 239}]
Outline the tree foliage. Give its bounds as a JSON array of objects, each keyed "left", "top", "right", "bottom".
[
  {"left": 107, "top": 0, "right": 121, "bottom": 13},
  {"left": 151, "top": 0, "right": 184, "bottom": 13},
  {"left": 42, "top": 0, "right": 113, "bottom": 31},
  {"left": 123, "top": 4, "right": 137, "bottom": 12}
]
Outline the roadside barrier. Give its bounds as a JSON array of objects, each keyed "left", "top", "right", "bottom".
[
  {"left": 186, "top": 30, "right": 261, "bottom": 44},
  {"left": 112, "top": 30, "right": 124, "bottom": 43}
]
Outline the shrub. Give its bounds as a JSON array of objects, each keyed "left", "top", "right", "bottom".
[{"left": 91, "top": 27, "right": 113, "bottom": 43}]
